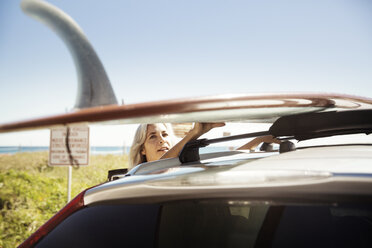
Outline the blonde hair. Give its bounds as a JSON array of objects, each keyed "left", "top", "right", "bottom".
[{"left": 128, "top": 123, "right": 175, "bottom": 169}]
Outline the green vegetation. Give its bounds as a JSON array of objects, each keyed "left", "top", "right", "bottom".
[{"left": 0, "top": 152, "right": 128, "bottom": 248}]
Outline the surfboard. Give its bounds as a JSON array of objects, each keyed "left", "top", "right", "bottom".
[
  {"left": 1, "top": 92, "right": 372, "bottom": 133},
  {"left": 5, "top": 2, "right": 371, "bottom": 134}
]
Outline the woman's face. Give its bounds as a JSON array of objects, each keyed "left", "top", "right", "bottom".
[{"left": 141, "top": 124, "right": 172, "bottom": 162}]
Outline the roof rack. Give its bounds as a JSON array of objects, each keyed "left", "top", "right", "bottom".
[
  {"left": 108, "top": 109, "right": 372, "bottom": 178},
  {"left": 179, "top": 110, "right": 372, "bottom": 163}
]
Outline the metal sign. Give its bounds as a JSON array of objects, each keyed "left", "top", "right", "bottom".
[{"left": 49, "top": 126, "right": 89, "bottom": 166}]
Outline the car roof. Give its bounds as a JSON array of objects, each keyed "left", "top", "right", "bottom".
[
  {"left": 85, "top": 144, "right": 372, "bottom": 205},
  {"left": 85, "top": 108, "right": 372, "bottom": 205},
  {"left": 237, "top": 145, "right": 372, "bottom": 174}
]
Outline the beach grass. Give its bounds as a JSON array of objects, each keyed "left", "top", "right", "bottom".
[{"left": 0, "top": 152, "right": 128, "bottom": 248}]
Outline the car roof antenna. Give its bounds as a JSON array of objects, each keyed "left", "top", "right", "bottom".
[{"left": 20, "top": 0, "right": 118, "bottom": 109}]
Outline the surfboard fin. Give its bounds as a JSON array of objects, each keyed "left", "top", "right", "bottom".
[{"left": 20, "top": 0, "right": 118, "bottom": 109}]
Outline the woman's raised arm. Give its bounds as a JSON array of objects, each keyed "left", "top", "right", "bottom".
[{"left": 161, "top": 122, "right": 225, "bottom": 159}]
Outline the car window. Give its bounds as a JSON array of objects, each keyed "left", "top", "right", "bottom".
[
  {"left": 35, "top": 201, "right": 372, "bottom": 248},
  {"left": 271, "top": 205, "right": 372, "bottom": 248},
  {"left": 158, "top": 201, "right": 269, "bottom": 248},
  {"left": 35, "top": 204, "right": 160, "bottom": 248}
]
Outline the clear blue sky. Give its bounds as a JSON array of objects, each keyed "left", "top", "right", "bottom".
[{"left": 1, "top": 0, "right": 372, "bottom": 145}]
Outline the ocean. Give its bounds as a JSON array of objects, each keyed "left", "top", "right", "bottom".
[
  {"left": 0, "top": 146, "right": 129, "bottom": 155},
  {"left": 0, "top": 146, "right": 230, "bottom": 155}
]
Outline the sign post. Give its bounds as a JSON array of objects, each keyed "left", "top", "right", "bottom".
[
  {"left": 49, "top": 126, "right": 89, "bottom": 202},
  {"left": 67, "top": 166, "right": 72, "bottom": 202}
]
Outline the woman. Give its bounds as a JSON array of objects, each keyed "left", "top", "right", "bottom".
[{"left": 128, "top": 122, "right": 225, "bottom": 169}]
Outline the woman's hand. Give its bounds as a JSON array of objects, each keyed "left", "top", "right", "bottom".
[{"left": 190, "top": 122, "right": 226, "bottom": 137}]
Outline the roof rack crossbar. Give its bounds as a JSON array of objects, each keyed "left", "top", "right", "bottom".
[{"left": 179, "top": 131, "right": 270, "bottom": 163}]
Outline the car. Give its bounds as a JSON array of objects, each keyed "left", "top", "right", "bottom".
[
  {"left": 4, "top": 1, "right": 371, "bottom": 247},
  {"left": 17, "top": 103, "right": 372, "bottom": 248}
]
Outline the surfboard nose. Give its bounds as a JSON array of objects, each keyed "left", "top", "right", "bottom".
[{"left": 21, "top": 0, "right": 118, "bottom": 109}]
